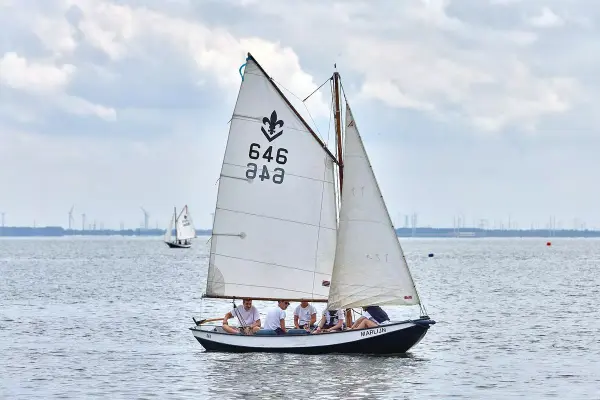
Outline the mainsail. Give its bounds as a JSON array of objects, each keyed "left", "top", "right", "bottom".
[
  {"left": 326, "top": 103, "right": 421, "bottom": 310},
  {"left": 176, "top": 205, "right": 196, "bottom": 241},
  {"left": 205, "top": 54, "right": 338, "bottom": 301}
]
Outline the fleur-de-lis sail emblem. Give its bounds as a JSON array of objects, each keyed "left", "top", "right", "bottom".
[{"left": 261, "top": 110, "right": 284, "bottom": 142}]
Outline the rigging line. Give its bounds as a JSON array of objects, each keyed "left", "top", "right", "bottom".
[
  {"left": 339, "top": 75, "right": 349, "bottom": 105},
  {"left": 351, "top": 308, "right": 363, "bottom": 323},
  {"left": 335, "top": 74, "right": 347, "bottom": 160},
  {"left": 232, "top": 299, "right": 249, "bottom": 331},
  {"left": 326, "top": 78, "right": 333, "bottom": 146},
  {"left": 302, "top": 76, "right": 333, "bottom": 102},
  {"left": 309, "top": 80, "right": 335, "bottom": 300},
  {"left": 271, "top": 77, "right": 325, "bottom": 143}
]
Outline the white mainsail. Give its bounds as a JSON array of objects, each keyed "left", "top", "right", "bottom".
[
  {"left": 326, "top": 103, "right": 421, "bottom": 310},
  {"left": 164, "top": 212, "right": 175, "bottom": 242},
  {"left": 205, "top": 55, "right": 338, "bottom": 301},
  {"left": 176, "top": 205, "right": 196, "bottom": 241}
]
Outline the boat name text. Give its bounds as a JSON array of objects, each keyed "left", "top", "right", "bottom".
[{"left": 360, "top": 327, "right": 386, "bottom": 337}]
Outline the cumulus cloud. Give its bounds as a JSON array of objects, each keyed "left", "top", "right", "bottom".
[
  {"left": 0, "top": 52, "right": 74, "bottom": 92},
  {"left": 529, "top": 7, "right": 564, "bottom": 28},
  {"left": 205, "top": 0, "right": 587, "bottom": 132},
  {"left": 1, "top": 0, "right": 599, "bottom": 228}
]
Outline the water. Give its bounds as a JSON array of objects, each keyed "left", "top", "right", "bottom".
[{"left": 1, "top": 236, "right": 599, "bottom": 399}]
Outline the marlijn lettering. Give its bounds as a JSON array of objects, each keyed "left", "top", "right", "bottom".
[{"left": 360, "top": 327, "right": 386, "bottom": 337}]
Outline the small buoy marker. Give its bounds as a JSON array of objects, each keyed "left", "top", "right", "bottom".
[{"left": 546, "top": 242, "right": 551, "bottom": 246}]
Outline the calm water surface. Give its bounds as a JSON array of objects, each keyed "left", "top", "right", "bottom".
[{"left": 1, "top": 236, "right": 599, "bottom": 399}]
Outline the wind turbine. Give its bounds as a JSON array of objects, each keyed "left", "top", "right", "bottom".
[
  {"left": 68, "top": 205, "right": 75, "bottom": 230},
  {"left": 140, "top": 207, "right": 150, "bottom": 230}
]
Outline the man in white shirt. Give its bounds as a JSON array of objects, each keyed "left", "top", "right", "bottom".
[
  {"left": 222, "top": 298, "right": 261, "bottom": 335},
  {"left": 263, "top": 300, "right": 290, "bottom": 334},
  {"left": 293, "top": 300, "right": 317, "bottom": 330},
  {"left": 311, "top": 308, "right": 345, "bottom": 333}
]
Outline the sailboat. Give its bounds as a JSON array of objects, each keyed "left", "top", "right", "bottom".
[
  {"left": 189, "top": 53, "right": 435, "bottom": 354},
  {"left": 164, "top": 205, "right": 196, "bottom": 248}
]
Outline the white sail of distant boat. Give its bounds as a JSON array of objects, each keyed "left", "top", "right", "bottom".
[
  {"left": 165, "top": 205, "right": 196, "bottom": 249},
  {"left": 190, "top": 53, "right": 435, "bottom": 354},
  {"left": 176, "top": 205, "right": 196, "bottom": 240}
]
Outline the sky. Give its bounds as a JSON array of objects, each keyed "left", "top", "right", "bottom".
[{"left": 1, "top": 0, "right": 599, "bottom": 230}]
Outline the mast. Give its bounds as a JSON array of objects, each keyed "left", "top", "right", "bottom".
[
  {"left": 333, "top": 71, "right": 343, "bottom": 190},
  {"left": 333, "top": 70, "right": 353, "bottom": 326}
]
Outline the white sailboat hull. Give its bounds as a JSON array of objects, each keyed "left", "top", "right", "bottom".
[{"left": 190, "top": 318, "right": 435, "bottom": 354}]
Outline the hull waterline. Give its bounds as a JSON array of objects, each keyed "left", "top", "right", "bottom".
[{"left": 190, "top": 319, "right": 435, "bottom": 355}]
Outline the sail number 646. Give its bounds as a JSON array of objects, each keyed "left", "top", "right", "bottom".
[
  {"left": 247, "top": 143, "right": 287, "bottom": 184},
  {"left": 248, "top": 143, "right": 287, "bottom": 164}
]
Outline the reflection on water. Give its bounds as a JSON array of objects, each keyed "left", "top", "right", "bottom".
[{"left": 201, "top": 352, "right": 427, "bottom": 400}]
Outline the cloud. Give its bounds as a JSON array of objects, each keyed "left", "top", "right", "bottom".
[
  {"left": 340, "top": 2, "right": 578, "bottom": 132},
  {"left": 1, "top": 0, "right": 600, "bottom": 229},
  {"left": 203, "top": 0, "right": 587, "bottom": 133},
  {"left": 63, "top": 0, "right": 329, "bottom": 115},
  {"left": 529, "top": 7, "right": 564, "bottom": 28},
  {"left": 0, "top": 52, "right": 74, "bottom": 92}
]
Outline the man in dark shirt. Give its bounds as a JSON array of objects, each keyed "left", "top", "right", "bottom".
[{"left": 350, "top": 305, "right": 390, "bottom": 329}]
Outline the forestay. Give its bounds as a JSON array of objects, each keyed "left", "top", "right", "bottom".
[
  {"left": 206, "top": 56, "right": 337, "bottom": 301},
  {"left": 327, "top": 103, "right": 421, "bottom": 310},
  {"left": 176, "top": 206, "right": 196, "bottom": 240}
]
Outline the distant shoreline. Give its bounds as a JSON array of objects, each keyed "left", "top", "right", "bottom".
[{"left": 0, "top": 226, "right": 598, "bottom": 238}]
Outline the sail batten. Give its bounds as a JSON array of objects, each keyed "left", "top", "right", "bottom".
[
  {"left": 326, "top": 103, "right": 421, "bottom": 310},
  {"left": 206, "top": 56, "right": 337, "bottom": 301},
  {"left": 213, "top": 205, "right": 338, "bottom": 229},
  {"left": 211, "top": 252, "right": 330, "bottom": 274}
]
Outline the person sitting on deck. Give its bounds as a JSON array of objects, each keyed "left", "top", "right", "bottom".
[
  {"left": 263, "top": 300, "right": 290, "bottom": 335},
  {"left": 222, "top": 298, "right": 261, "bottom": 335},
  {"left": 294, "top": 300, "right": 317, "bottom": 330},
  {"left": 311, "top": 308, "right": 345, "bottom": 334},
  {"left": 350, "top": 305, "right": 390, "bottom": 330}
]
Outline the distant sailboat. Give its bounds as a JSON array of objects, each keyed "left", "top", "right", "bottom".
[
  {"left": 189, "top": 53, "right": 435, "bottom": 354},
  {"left": 164, "top": 205, "right": 196, "bottom": 248}
]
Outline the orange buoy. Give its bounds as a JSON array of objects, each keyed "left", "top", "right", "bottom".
[{"left": 546, "top": 242, "right": 551, "bottom": 246}]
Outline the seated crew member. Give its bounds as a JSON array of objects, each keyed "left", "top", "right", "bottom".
[
  {"left": 263, "top": 300, "right": 290, "bottom": 334},
  {"left": 351, "top": 305, "right": 390, "bottom": 330},
  {"left": 294, "top": 300, "right": 317, "bottom": 330},
  {"left": 311, "top": 308, "right": 345, "bottom": 334},
  {"left": 222, "top": 298, "right": 261, "bottom": 334}
]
